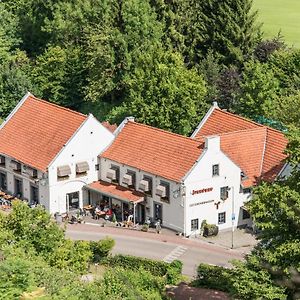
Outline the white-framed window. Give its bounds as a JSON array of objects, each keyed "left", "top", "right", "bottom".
[
  {"left": 220, "top": 186, "right": 228, "bottom": 200},
  {"left": 212, "top": 164, "right": 219, "bottom": 176},
  {"left": 191, "top": 218, "right": 199, "bottom": 231},
  {"left": 218, "top": 212, "right": 226, "bottom": 224}
]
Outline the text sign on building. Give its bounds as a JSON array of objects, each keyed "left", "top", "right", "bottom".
[
  {"left": 189, "top": 199, "right": 214, "bottom": 207},
  {"left": 191, "top": 187, "right": 213, "bottom": 195}
]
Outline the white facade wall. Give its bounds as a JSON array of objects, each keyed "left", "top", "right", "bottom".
[
  {"left": 99, "top": 157, "right": 184, "bottom": 232},
  {"left": 0, "top": 155, "right": 49, "bottom": 208},
  {"left": 183, "top": 137, "right": 251, "bottom": 236},
  {"left": 48, "top": 115, "right": 114, "bottom": 214}
]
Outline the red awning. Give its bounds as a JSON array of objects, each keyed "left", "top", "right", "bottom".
[{"left": 85, "top": 180, "right": 144, "bottom": 203}]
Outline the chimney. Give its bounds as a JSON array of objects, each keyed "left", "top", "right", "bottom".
[
  {"left": 205, "top": 136, "right": 220, "bottom": 152},
  {"left": 213, "top": 101, "right": 218, "bottom": 108}
]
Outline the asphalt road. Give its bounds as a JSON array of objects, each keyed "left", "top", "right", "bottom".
[{"left": 66, "top": 225, "right": 245, "bottom": 277}]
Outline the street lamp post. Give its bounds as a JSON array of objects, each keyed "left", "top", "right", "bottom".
[{"left": 231, "top": 186, "right": 235, "bottom": 249}]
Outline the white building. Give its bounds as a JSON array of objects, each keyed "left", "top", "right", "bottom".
[
  {"left": 0, "top": 93, "right": 114, "bottom": 213},
  {"left": 84, "top": 103, "right": 288, "bottom": 236},
  {"left": 0, "top": 95, "right": 288, "bottom": 237}
]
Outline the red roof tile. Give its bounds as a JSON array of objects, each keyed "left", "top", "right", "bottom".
[
  {"left": 101, "top": 121, "right": 117, "bottom": 133},
  {"left": 102, "top": 121, "right": 204, "bottom": 182},
  {"left": 198, "top": 109, "right": 260, "bottom": 136},
  {"left": 0, "top": 94, "right": 87, "bottom": 171},
  {"left": 86, "top": 180, "right": 144, "bottom": 202},
  {"left": 194, "top": 107, "right": 288, "bottom": 186},
  {"left": 219, "top": 128, "right": 266, "bottom": 187}
]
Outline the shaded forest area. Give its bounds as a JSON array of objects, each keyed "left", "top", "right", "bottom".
[{"left": 0, "top": 0, "right": 299, "bottom": 135}]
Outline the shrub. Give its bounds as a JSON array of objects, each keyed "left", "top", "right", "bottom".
[
  {"left": 90, "top": 237, "right": 115, "bottom": 262},
  {"left": 203, "top": 224, "right": 219, "bottom": 237},
  {"left": 193, "top": 263, "right": 231, "bottom": 292},
  {"left": 106, "top": 255, "right": 182, "bottom": 284}
]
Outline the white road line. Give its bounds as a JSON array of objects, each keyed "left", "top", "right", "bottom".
[{"left": 163, "top": 246, "right": 187, "bottom": 263}]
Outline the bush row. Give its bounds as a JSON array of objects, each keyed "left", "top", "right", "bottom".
[{"left": 105, "top": 255, "right": 183, "bottom": 284}]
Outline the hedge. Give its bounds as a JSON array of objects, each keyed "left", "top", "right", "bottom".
[
  {"left": 193, "top": 263, "right": 232, "bottom": 292},
  {"left": 105, "top": 255, "right": 182, "bottom": 284}
]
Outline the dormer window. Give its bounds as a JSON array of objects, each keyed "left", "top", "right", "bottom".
[
  {"left": 0, "top": 156, "right": 5, "bottom": 167},
  {"left": 25, "top": 166, "right": 38, "bottom": 178},
  {"left": 107, "top": 165, "right": 120, "bottom": 184},
  {"left": 241, "top": 171, "right": 247, "bottom": 180},
  {"left": 139, "top": 176, "right": 152, "bottom": 196},
  {"left": 122, "top": 170, "right": 136, "bottom": 188},
  {"left": 156, "top": 181, "right": 170, "bottom": 203},
  {"left": 10, "top": 160, "right": 21, "bottom": 173}
]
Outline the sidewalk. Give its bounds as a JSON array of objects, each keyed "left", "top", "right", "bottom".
[{"left": 194, "top": 228, "right": 259, "bottom": 253}]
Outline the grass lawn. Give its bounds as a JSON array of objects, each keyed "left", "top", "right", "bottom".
[{"left": 253, "top": 0, "right": 300, "bottom": 47}]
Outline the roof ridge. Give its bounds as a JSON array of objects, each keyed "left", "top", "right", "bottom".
[
  {"left": 216, "top": 108, "right": 263, "bottom": 128},
  {"left": 215, "top": 127, "right": 266, "bottom": 137},
  {"left": 128, "top": 121, "right": 203, "bottom": 144},
  {"left": 217, "top": 108, "right": 286, "bottom": 135},
  {"left": 29, "top": 95, "right": 87, "bottom": 119}
]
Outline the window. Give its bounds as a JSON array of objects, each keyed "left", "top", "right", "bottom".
[
  {"left": 212, "top": 164, "right": 219, "bottom": 176},
  {"left": 57, "top": 165, "right": 71, "bottom": 180},
  {"left": 67, "top": 191, "right": 79, "bottom": 210},
  {"left": 110, "top": 165, "right": 120, "bottom": 184},
  {"left": 0, "top": 156, "right": 5, "bottom": 167},
  {"left": 140, "top": 176, "right": 153, "bottom": 196},
  {"left": 14, "top": 177, "right": 23, "bottom": 198},
  {"left": 220, "top": 186, "right": 228, "bottom": 200},
  {"left": 156, "top": 180, "right": 170, "bottom": 203},
  {"left": 76, "top": 161, "right": 89, "bottom": 177},
  {"left": 243, "top": 188, "right": 251, "bottom": 194},
  {"left": 218, "top": 212, "right": 226, "bottom": 224},
  {"left": 95, "top": 164, "right": 100, "bottom": 171},
  {"left": 191, "top": 219, "right": 199, "bottom": 231},
  {"left": 242, "top": 208, "right": 250, "bottom": 220},
  {"left": 0, "top": 172, "right": 7, "bottom": 190},
  {"left": 10, "top": 161, "right": 21, "bottom": 173},
  {"left": 123, "top": 170, "right": 136, "bottom": 188}
]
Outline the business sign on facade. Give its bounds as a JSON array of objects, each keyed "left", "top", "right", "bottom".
[{"left": 191, "top": 187, "right": 213, "bottom": 195}]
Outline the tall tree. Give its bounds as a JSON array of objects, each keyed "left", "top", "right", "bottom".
[
  {"left": 182, "top": 0, "right": 260, "bottom": 67},
  {"left": 109, "top": 46, "right": 208, "bottom": 135}
]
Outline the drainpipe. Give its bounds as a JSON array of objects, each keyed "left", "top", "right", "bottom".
[{"left": 133, "top": 203, "right": 136, "bottom": 226}]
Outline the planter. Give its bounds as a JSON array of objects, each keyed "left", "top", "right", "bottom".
[{"left": 203, "top": 224, "right": 219, "bottom": 237}]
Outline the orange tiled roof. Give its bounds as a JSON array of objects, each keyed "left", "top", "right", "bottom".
[
  {"left": 0, "top": 94, "right": 87, "bottom": 171},
  {"left": 194, "top": 107, "right": 288, "bottom": 186},
  {"left": 198, "top": 108, "right": 260, "bottom": 136},
  {"left": 101, "top": 121, "right": 117, "bottom": 133},
  {"left": 102, "top": 121, "right": 204, "bottom": 182},
  {"left": 86, "top": 180, "right": 144, "bottom": 202}
]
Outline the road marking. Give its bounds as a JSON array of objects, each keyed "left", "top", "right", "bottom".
[{"left": 163, "top": 246, "right": 187, "bottom": 263}]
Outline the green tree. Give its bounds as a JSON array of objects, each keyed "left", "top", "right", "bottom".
[
  {"left": 181, "top": 0, "right": 260, "bottom": 67},
  {"left": 109, "top": 47, "right": 208, "bottom": 135},
  {"left": 235, "top": 60, "right": 280, "bottom": 118},
  {"left": 247, "top": 127, "right": 300, "bottom": 298}
]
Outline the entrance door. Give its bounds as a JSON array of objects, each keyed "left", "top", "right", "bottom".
[
  {"left": 0, "top": 172, "right": 7, "bottom": 191},
  {"left": 14, "top": 177, "right": 23, "bottom": 198},
  {"left": 30, "top": 185, "right": 39, "bottom": 205},
  {"left": 66, "top": 191, "right": 79, "bottom": 211},
  {"left": 153, "top": 203, "right": 162, "bottom": 222}
]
